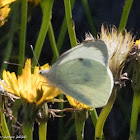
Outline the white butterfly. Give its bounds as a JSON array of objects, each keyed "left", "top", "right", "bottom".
[{"left": 39, "top": 39, "right": 114, "bottom": 108}]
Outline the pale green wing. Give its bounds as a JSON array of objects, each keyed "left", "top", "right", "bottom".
[
  {"left": 46, "top": 58, "right": 113, "bottom": 108},
  {"left": 52, "top": 40, "right": 109, "bottom": 68}
]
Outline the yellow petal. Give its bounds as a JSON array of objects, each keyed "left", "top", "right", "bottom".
[
  {"left": 6, "top": 72, "right": 20, "bottom": 96},
  {"left": 2, "top": 70, "right": 11, "bottom": 87},
  {"left": 2, "top": 70, "right": 20, "bottom": 96},
  {"left": 0, "top": 0, "right": 16, "bottom": 8},
  {"left": 135, "top": 39, "right": 140, "bottom": 45},
  {"left": 23, "top": 59, "right": 31, "bottom": 92},
  {"left": 0, "top": 0, "right": 16, "bottom": 27},
  {"left": 66, "top": 95, "right": 91, "bottom": 110}
]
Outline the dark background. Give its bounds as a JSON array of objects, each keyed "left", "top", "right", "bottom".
[{"left": 1, "top": 0, "right": 140, "bottom": 139}]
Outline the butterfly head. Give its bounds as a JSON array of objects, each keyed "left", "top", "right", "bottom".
[{"left": 39, "top": 69, "right": 50, "bottom": 77}]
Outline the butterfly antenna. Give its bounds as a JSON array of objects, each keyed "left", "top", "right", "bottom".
[
  {"left": 4, "top": 61, "right": 35, "bottom": 68},
  {"left": 30, "top": 45, "right": 41, "bottom": 68},
  {"left": 4, "top": 61, "right": 24, "bottom": 67}
]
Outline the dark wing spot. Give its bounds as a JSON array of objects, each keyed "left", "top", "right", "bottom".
[
  {"left": 78, "top": 58, "right": 84, "bottom": 61},
  {"left": 78, "top": 58, "right": 92, "bottom": 67}
]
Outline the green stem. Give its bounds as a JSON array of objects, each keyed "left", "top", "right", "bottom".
[
  {"left": 48, "top": 22, "right": 59, "bottom": 60},
  {"left": 22, "top": 121, "right": 33, "bottom": 140},
  {"left": 118, "top": 0, "right": 133, "bottom": 32},
  {"left": 95, "top": 87, "right": 116, "bottom": 140},
  {"left": 64, "top": 123, "right": 75, "bottom": 140},
  {"left": 32, "top": 0, "right": 54, "bottom": 66},
  {"left": 56, "top": 18, "right": 67, "bottom": 53},
  {"left": 38, "top": 102, "right": 48, "bottom": 140},
  {"left": 74, "top": 110, "right": 87, "bottom": 140},
  {"left": 64, "top": 0, "right": 77, "bottom": 47},
  {"left": 0, "top": 111, "right": 11, "bottom": 140},
  {"left": 18, "top": 0, "right": 28, "bottom": 75},
  {"left": 12, "top": 100, "right": 21, "bottom": 120},
  {"left": 90, "top": 109, "right": 98, "bottom": 127},
  {"left": 57, "top": 0, "right": 75, "bottom": 51},
  {"left": 64, "top": 117, "right": 75, "bottom": 140},
  {"left": 129, "top": 91, "right": 140, "bottom": 140},
  {"left": 90, "top": 109, "right": 105, "bottom": 140},
  {"left": 0, "top": 95, "right": 11, "bottom": 140},
  {"left": 82, "top": 0, "right": 96, "bottom": 36},
  {"left": 51, "top": 0, "right": 75, "bottom": 64},
  {"left": 0, "top": 3, "right": 18, "bottom": 77},
  {"left": 39, "top": 122, "right": 47, "bottom": 140}
]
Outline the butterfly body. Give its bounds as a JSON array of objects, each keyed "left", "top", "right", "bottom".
[{"left": 39, "top": 40, "right": 113, "bottom": 108}]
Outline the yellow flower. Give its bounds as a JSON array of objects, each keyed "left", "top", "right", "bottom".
[
  {"left": 135, "top": 39, "right": 140, "bottom": 45},
  {"left": 66, "top": 95, "right": 92, "bottom": 110},
  {"left": 99, "top": 25, "right": 134, "bottom": 80},
  {"left": 0, "top": 0, "right": 16, "bottom": 27},
  {"left": 1, "top": 59, "right": 61, "bottom": 107},
  {"left": 0, "top": 0, "right": 16, "bottom": 7}
]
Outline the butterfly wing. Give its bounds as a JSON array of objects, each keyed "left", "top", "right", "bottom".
[
  {"left": 46, "top": 58, "right": 113, "bottom": 108},
  {"left": 52, "top": 40, "right": 109, "bottom": 67},
  {"left": 40, "top": 40, "right": 113, "bottom": 108}
]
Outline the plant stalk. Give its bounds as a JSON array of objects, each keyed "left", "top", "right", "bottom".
[{"left": 95, "top": 87, "right": 116, "bottom": 140}]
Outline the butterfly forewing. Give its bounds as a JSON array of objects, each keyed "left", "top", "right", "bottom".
[{"left": 52, "top": 40, "right": 109, "bottom": 68}]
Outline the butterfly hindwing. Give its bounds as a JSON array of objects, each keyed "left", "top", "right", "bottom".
[{"left": 46, "top": 58, "right": 113, "bottom": 108}]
